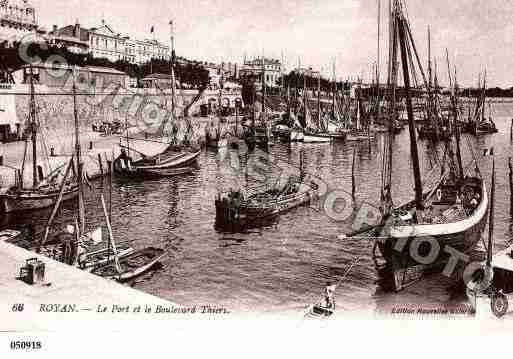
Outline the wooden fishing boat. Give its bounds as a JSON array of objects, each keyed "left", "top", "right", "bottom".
[
  {"left": 91, "top": 247, "right": 166, "bottom": 281},
  {"left": 374, "top": 176, "right": 488, "bottom": 291},
  {"left": 215, "top": 174, "right": 317, "bottom": 230},
  {"left": 417, "top": 124, "right": 451, "bottom": 141},
  {"left": 79, "top": 245, "right": 135, "bottom": 271},
  {"left": 115, "top": 140, "right": 200, "bottom": 177},
  {"left": 464, "top": 73, "right": 498, "bottom": 136},
  {"left": 2, "top": 183, "right": 78, "bottom": 213},
  {"left": 115, "top": 25, "right": 200, "bottom": 178},
  {"left": 369, "top": 0, "right": 488, "bottom": 292},
  {"left": 138, "top": 166, "right": 195, "bottom": 177},
  {"left": 0, "top": 66, "right": 78, "bottom": 213},
  {"left": 0, "top": 229, "right": 22, "bottom": 242},
  {"left": 346, "top": 131, "right": 375, "bottom": 141},
  {"left": 302, "top": 132, "right": 333, "bottom": 143}
]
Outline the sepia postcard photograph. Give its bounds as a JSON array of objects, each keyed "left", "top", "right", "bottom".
[{"left": 0, "top": 0, "right": 512, "bottom": 356}]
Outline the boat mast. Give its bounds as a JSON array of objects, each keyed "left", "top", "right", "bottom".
[
  {"left": 261, "top": 55, "right": 265, "bottom": 120},
  {"left": 332, "top": 60, "right": 336, "bottom": 120},
  {"left": 486, "top": 153, "right": 496, "bottom": 267},
  {"left": 446, "top": 50, "right": 464, "bottom": 178},
  {"left": 317, "top": 70, "right": 321, "bottom": 130},
  {"left": 397, "top": 1, "right": 423, "bottom": 209},
  {"left": 170, "top": 20, "right": 177, "bottom": 139},
  {"left": 427, "top": 27, "right": 433, "bottom": 131},
  {"left": 376, "top": 0, "right": 381, "bottom": 124},
  {"left": 29, "top": 65, "right": 38, "bottom": 188},
  {"left": 72, "top": 67, "right": 84, "bottom": 233},
  {"left": 303, "top": 64, "right": 307, "bottom": 128},
  {"left": 383, "top": 0, "right": 397, "bottom": 215}
]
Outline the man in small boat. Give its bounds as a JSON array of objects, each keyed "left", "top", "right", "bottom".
[{"left": 324, "top": 281, "right": 336, "bottom": 309}]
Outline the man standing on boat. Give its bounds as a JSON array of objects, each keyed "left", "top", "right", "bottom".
[{"left": 324, "top": 282, "right": 336, "bottom": 309}]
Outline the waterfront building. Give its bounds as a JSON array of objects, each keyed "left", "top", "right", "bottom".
[
  {"left": 48, "top": 22, "right": 89, "bottom": 55},
  {"left": 240, "top": 57, "right": 282, "bottom": 88},
  {"left": 52, "top": 20, "right": 170, "bottom": 65},
  {"left": 0, "top": 0, "right": 38, "bottom": 45}
]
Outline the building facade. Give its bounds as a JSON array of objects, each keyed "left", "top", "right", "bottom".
[
  {"left": 240, "top": 57, "right": 282, "bottom": 88},
  {"left": 0, "top": 0, "right": 38, "bottom": 45},
  {"left": 48, "top": 22, "right": 89, "bottom": 54},
  {"left": 52, "top": 20, "right": 170, "bottom": 65}
]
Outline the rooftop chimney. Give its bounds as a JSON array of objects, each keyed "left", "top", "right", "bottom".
[{"left": 74, "top": 20, "right": 80, "bottom": 38}]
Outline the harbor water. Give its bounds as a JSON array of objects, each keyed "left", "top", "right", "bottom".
[{"left": 2, "top": 103, "right": 513, "bottom": 316}]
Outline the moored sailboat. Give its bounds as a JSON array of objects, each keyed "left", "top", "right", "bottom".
[
  {"left": 0, "top": 66, "right": 78, "bottom": 213},
  {"left": 366, "top": 0, "right": 488, "bottom": 292},
  {"left": 114, "top": 21, "right": 199, "bottom": 178}
]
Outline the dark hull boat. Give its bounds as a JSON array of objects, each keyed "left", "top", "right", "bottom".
[
  {"left": 79, "top": 245, "right": 135, "bottom": 271},
  {"left": 215, "top": 177, "right": 317, "bottom": 231},
  {"left": 464, "top": 121, "right": 498, "bottom": 135},
  {"left": 374, "top": 177, "right": 488, "bottom": 291},
  {"left": 91, "top": 247, "right": 166, "bottom": 281},
  {"left": 417, "top": 125, "right": 451, "bottom": 142},
  {"left": 365, "top": 0, "right": 488, "bottom": 292}
]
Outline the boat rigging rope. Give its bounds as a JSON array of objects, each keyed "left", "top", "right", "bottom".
[{"left": 303, "top": 251, "right": 367, "bottom": 316}]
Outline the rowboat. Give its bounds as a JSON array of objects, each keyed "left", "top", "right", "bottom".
[
  {"left": 90, "top": 247, "right": 166, "bottom": 281},
  {"left": 304, "top": 303, "right": 335, "bottom": 319},
  {"left": 79, "top": 245, "right": 135, "bottom": 271},
  {"left": 0, "top": 229, "right": 22, "bottom": 242}
]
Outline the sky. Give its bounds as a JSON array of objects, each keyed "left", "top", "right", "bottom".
[{"left": 33, "top": 0, "right": 513, "bottom": 87}]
